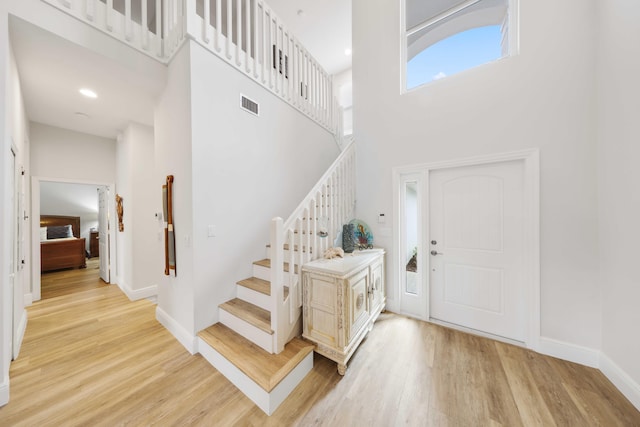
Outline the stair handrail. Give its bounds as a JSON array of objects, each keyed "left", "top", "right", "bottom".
[
  {"left": 283, "top": 140, "right": 355, "bottom": 231},
  {"left": 270, "top": 140, "right": 356, "bottom": 353}
]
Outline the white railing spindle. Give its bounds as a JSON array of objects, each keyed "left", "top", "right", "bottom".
[
  {"left": 215, "top": 0, "right": 222, "bottom": 52},
  {"left": 106, "top": 0, "right": 114, "bottom": 31},
  {"left": 85, "top": 0, "right": 95, "bottom": 22},
  {"left": 225, "top": 0, "right": 232, "bottom": 59},
  {"left": 245, "top": 0, "right": 251, "bottom": 73},
  {"left": 253, "top": 0, "right": 259, "bottom": 78},
  {"left": 235, "top": 0, "right": 242, "bottom": 66},
  {"left": 124, "top": 0, "right": 132, "bottom": 41},
  {"left": 203, "top": 0, "right": 211, "bottom": 43},
  {"left": 142, "top": 0, "right": 149, "bottom": 49}
]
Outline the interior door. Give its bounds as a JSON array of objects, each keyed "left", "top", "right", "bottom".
[
  {"left": 429, "top": 160, "right": 526, "bottom": 342},
  {"left": 97, "top": 186, "right": 110, "bottom": 283}
]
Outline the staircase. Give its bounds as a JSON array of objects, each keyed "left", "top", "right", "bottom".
[{"left": 197, "top": 140, "right": 356, "bottom": 414}]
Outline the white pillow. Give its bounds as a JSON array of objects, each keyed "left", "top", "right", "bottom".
[{"left": 40, "top": 227, "right": 47, "bottom": 241}]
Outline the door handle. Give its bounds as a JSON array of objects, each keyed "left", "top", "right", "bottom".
[{"left": 430, "top": 250, "right": 443, "bottom": 256}]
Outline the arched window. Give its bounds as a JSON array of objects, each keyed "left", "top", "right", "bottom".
[{"left": 403, "top": 0, "right": 517, "bottom": 91}]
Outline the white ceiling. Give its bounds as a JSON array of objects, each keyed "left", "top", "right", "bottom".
[
  {"left": 245, "top": 0, "right": 352, "bottom": 75},
  {"left": 9, "top": 17, "right": 167, "bottom": 140},
  {"left": 8, "top": 1, "right": 351, "bottom": 140}
]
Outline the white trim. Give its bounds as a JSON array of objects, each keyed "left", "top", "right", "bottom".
[
  {"left": 600, "top": 353, "right": 640, "bottom": 411},
  {"left": 23, "top": 293, "right": 32, "bottom": 306},
  {"left": 392, "top": 149, "right": 540, "bottom": 350},
  {"left": 155, "top": 306, "right": 197, "bottom": 355},
  {"left": 117, "top": 280, "right": 158, "bottom": 301},
  {"left": 12, "top": 309, "right": 27, "bottom": 359},
  {"left": 537, "top": 337, "right": 600, "bottom": 369},
  {"left": 0, "top": 381, "right": 8, "bottom": 406},
  {"left": 197, "top": 336, "right": 313, "bottom": 415}
]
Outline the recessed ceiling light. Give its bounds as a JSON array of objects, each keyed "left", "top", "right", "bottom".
[
  {"left": 79, "top": 88, "right": 98, "bottom": 99},
  {"left": 344, "top": 48, "right": 352, "bottom": 56}
]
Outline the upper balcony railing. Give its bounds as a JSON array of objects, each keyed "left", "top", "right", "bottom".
[{"left": 41, "top": 0, "right": 342, "bottom": 137}]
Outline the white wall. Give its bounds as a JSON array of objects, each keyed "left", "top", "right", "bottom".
[
  {"left": 189, "top": 40, "right": 339, "bottom": 333},
  {"left": 0, "top": 7, "right": 10, "bottom": 406},
  {"left": 1, "top": 5, "right": 31, "bottom": 405},
  {"left": 597, "top": 0, "right": 640, "bottom": 407},
  {"left": 40, "top": 181, "right": 99, "bottom": 252},
  {"left": 353, "top": 0, "right": 601, "bottom": 349},
  {"left": 154, "top": 43, "right": 196, "bottom": 345},
  {"left": 115, "top": 122, "right": 159, "bottom": 298},
  {"left": 30, "top": 122, "right": 116, "bottom": 182},
  {"left": 333, "top": 68, "right": 353, "bottom": 135}
]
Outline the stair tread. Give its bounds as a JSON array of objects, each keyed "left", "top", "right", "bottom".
[
  {"left": 237, "top": 277, "right": 271, "bottom": 296},
  {"left": 198, "top": 323, "right": 315, "bottom": 392},
  {"left": 219, "top": 298, "right": 273, "bottom": 334},
  {"left": 254, "top": 259, "right": 299, "bottom": 274}
]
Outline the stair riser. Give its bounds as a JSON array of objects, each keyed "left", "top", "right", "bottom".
[
  {"left": 219, "top": 309, "right": 274, "bottom": 353},
  {"left": 237, "top": 285, "right": 271, "bottom": 311},
  {"left": 253, "top": 264, "right": 271, "bottom": 281},
  {"left": 197, "top": 337, "right": 314, "bottom": 415}
]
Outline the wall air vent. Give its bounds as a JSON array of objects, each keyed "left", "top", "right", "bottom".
[{"left": 240, "top": 94, "right": 259, "bottom": 116}]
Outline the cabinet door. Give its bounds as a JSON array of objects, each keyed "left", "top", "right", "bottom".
[
  {"left": 304, "top": 273, "right": 339, "bottom": 347},
  {"left": 347, "top": 268, "right": 370, "bottom": 343},
  {"left": 369, "top": 256, "right": 384, "bottom": 314}
]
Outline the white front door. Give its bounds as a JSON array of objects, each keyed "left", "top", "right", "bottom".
[
  {"left": 429, "top": 160, "right": 526, "bottom": 342},
  {"left": 98, "top": 186, "right": 110, "bottom": 283}
]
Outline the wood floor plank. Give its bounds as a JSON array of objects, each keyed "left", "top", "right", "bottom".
[{"left": 0, "top": 266, "right": 638, "bottom": 426}]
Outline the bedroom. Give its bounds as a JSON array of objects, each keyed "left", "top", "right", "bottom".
[{"left": 38, "top": 181, "right": 111, "bottom": 297}]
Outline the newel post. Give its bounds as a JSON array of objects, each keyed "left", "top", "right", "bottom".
[{"left": 270, "top": 217, "right": 284, "bottom": 353}]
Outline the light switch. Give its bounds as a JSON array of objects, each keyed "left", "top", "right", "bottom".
[{"left": 208, "top": 225, "right": 216, "bottom": 237}]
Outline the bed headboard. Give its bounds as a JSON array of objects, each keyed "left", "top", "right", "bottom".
[{"left": 40, "top": 215, "right": 81, "bottom": 238}]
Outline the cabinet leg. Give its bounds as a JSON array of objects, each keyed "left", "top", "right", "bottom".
[{"left": 337, "top": 363, "right": 347, "bottom": 376}]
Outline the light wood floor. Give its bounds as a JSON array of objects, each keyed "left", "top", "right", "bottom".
[
  {"left": 1, "top": 267, "right": 638, "bottom": 426},
  {"left": 40, "top": 257, "right": 107, "bottom": 300}
]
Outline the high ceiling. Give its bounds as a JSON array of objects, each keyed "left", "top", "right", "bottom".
[
  {"left": 266, "top": 0, "right": 352, "bottom": 75},
  {"left": 8, "top": 1, "right": 351, "bottom": 140}
]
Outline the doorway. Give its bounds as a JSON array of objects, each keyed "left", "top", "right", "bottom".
[
  {"left": 395, "top": 150, "right": 540, "bottom": 347},
  {"left": 31, "top": 177, "right": 116, "bottom": 301}
]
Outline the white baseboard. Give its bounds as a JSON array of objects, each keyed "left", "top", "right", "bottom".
[
  {"left": 118, "top": 280, "right": 158, "bottom": 301},
  {"left": 0, "top": 381, "right": 8, "bottom": 406},
  {"left": 23, "top": 293, "right": 33, "bottom": 307},
  {"left": 155, "top": 306, "right": 197, "bottom": 355},
  {"left": 600, "top": 353, "right": 640, "bottom": 411},
  {"left": 13, "top": 309, "right": 28, "bottom": 359},
  {"left": 537, "top": 337, "right": 600, "bottom": 368}
]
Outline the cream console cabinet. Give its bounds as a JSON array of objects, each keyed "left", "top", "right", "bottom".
[{"left": 302, "top": 249, "right": 385, "bottom": 375}]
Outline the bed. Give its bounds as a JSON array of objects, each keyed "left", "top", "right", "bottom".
[{"left": 40, "top": 215, "right": 87, "bottom": 272}]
